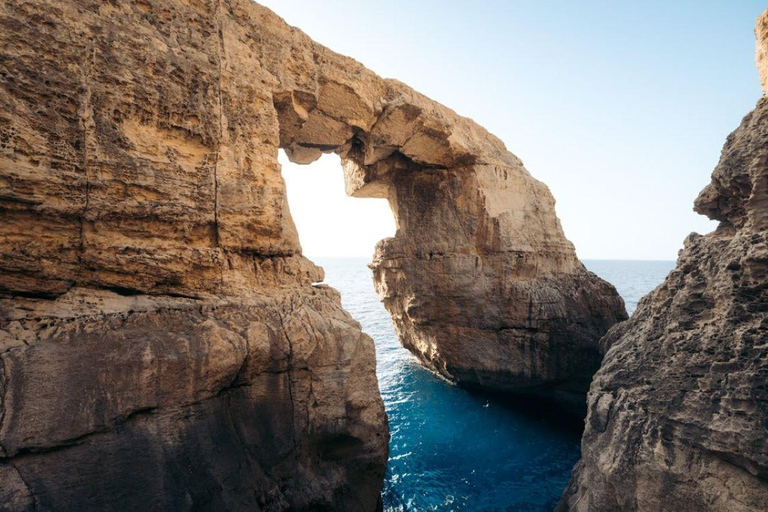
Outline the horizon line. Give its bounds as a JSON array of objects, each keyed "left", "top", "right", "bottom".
[{"left": 303, "top": 254, "right": 677, "bottom": 262}]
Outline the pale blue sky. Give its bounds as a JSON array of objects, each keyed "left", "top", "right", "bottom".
[{"left": 264, "top": 0, "right": 766, "bottom": 260}]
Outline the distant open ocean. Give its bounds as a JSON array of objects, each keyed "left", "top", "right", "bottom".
[{"left": 313, "top": 258, "right": 675, "bottom": 512}]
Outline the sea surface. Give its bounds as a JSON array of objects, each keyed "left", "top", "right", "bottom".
[{"left": 314, "top": 257, "right": 675, "bottom": 512}]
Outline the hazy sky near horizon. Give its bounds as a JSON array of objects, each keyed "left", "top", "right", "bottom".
[{"left": 263, "top": 0, "right": 766, "bottom": 260}]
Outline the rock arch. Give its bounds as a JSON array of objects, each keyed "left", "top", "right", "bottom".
[
  {"left": 271, "top": 63, "right": 627, "bottom": 413},
  {"left": 0, "top": 0, "right": 623, "bottom": 509}
]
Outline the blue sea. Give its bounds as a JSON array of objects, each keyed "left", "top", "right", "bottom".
[{"left": 314, "top": 258, "right": 675, "bottom": 512}]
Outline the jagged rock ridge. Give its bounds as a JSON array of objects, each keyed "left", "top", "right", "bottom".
[{"left": 558, "top": 9, "right": 768, "bottom": 511}]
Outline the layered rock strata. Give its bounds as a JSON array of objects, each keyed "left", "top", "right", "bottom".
[
  {"left": 2, "top": 0, "right": 624, "bottom": 508},
  {"left": 558, "top": 10, "right": 768, "bottom": 511},
  {"left": 362, "top": 96, "right": 629, "bottom": 414},
  {"left": 0, "top": 1, "right": 390, "bottom": 509}
]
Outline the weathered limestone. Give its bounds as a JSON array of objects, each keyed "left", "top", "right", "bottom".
[
  {"left": 756, "top": 8, "right": 768, "bottom": 93},
  {"left": 369, "top": 164, "right": 627, "bottom": 414},
  {"left": 558, "top": 11, "right": 768, "bottom": 511},
  {"left": 345, "top": 85, "right": 628, "bottom": 417},
  {"left": 1, "top": 0, "right": 625, "bottom": 508},
  {"left": 0, "top": 289, "right": 387, "bottom": 510},
  {"left": 0, "top": 1, "right": 390, "bottom": 509},
  {"left": 278, "top": 23, "right": 629, "bottom": 417}
]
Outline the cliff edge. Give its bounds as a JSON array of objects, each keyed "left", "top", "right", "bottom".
[
  {"left": 0, "top": 1, "right": 391, "bottom": 509},
  {"left": 1, "top": 0, "right": 626, "bottom": 509},
  {"left": 558, "top": 8, "right": 768, "bottom": 511}
]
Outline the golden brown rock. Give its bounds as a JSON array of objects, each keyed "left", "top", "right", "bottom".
[
  {"left": 0, "top": 1, "right": 390, "bottom": 509},
  {"left": 265, "top": 6, "right": 629, "bottom": 414},
  {"left": 757, "top": 8, "right": 768, "bottom": 94},
  {"left": 1, "top": 0, "right": 625, "bottom": 509}
]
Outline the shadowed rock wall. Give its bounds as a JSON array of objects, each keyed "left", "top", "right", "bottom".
[{"left": 558, "top": 9, "right": 768, "bottom": 511}]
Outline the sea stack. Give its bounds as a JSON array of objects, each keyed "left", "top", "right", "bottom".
[{"left": 558, "top": 8, "right": 768, "bottom": 511}]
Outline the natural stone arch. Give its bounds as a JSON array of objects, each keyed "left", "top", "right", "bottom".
[
  {"left": 0, "top": 0, "right": 624, "bottom": 509},
  {"left": 271, "top": 67, "right": 627, "bottom": 413}
]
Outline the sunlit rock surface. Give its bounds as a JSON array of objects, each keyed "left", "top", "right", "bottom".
[
  {"left": 0, "top": 1, "right": 389, "bottom": 509},
  {"left": 558, "top": 9, "right": 768, "bottom": 511},
  {"left": 1, "top": 0, "right": 624, "bottom": 508}
]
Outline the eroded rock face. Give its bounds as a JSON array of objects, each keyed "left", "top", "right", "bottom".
[
  {"left": 370, "top": 164, "right": 627, "bottom": 414},
  {"left": 343, "top": 83, "right": 628, "bottom": 417},
  {"left": 0, "top": 289, "right": 386, "bottom": 510},
  {"left": 262, "top": 6, "right": 627, "bottom": 414},
  {"left": 0, "top": 0, "right": 389, "bottom": 509},
  {"left": 1, "top": 0, "right": 625, "bottom": 508},
  {"left": 558, "top": 13, "right": 768, "bottom": 511},
  {"left": 756, "top": 9, "right": 768, "bottom": 94},
  {"left": 301, "top": 33, "right": 627, "bottom": 418}
]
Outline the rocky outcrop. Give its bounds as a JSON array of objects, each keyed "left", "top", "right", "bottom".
[
  {"left": 0, "top": 1, "right": 390, "bottom": 509},
  {"left": 0, "top": 289, "right": 387, "bottom": 510},
  {"left": 558, "top": 11, "right": 768, "bottom": 511},
  {"left": 282, "top": 34, "right": 628, "bottom": 411},
  {"left": 371, "top": 191, "right": 626, "bottom": 413},
  {"left": 266, "top": 2, "right": 628, "bottom": 417},
  {"left": 362, "top": 103, "right": 628, "bottom": 416},
  {"left": 1, "top": 0, "right": 624, "bottom": 508},
  {"left": 756, "top": 9, "right": 768, "bottom": 94}
]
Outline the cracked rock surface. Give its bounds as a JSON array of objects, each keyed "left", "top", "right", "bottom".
[
  {"left": 2, "top": 0, "right": 625, "bottom": 508},
  {"left": 558, "top": 9, "right": 768, "bottom": 511},
  {"left": 0, "top": 0, "right": 392, "bottom": 509},
  {"left": 0, "top": 289, "right": 386, "bottom": 510}
]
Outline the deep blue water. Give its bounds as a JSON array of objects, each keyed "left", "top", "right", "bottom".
[{"left": 314, "top": 257, "right": 675, "bottom": 512}]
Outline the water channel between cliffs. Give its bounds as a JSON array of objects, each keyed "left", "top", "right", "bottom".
[{"left": 316, "top": 257, "right": 674, "bottom": 511}]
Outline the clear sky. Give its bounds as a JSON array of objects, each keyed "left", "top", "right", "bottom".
[{"left": 264, "top": 0, "right": 767, "bottom": 260}]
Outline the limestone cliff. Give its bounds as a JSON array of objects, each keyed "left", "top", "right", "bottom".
[
  {"left": 370, "top": 172, "right": 627, "bottom": 414},
  {"left": 1, "top": 0, "right": 625, "bottom": 509},
  {"left": 0, "top": 1, "right": 390, "bottom": 509},
  {"left": 558, "top": 10, "right": 768, "bottom": 511},
  {"left": 362, "top": 102, "right": 628, "bottom": 415}
]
